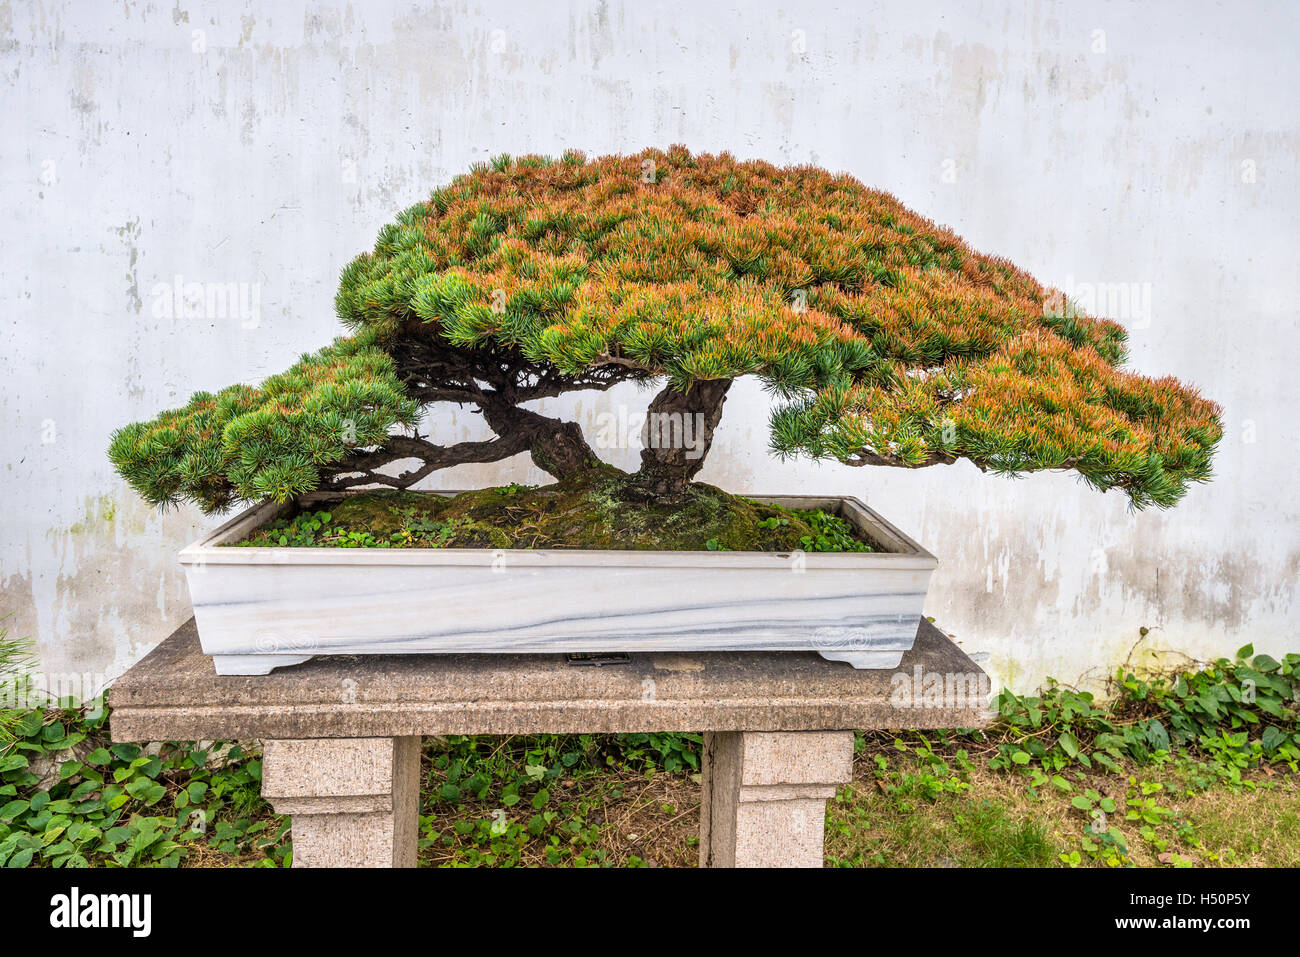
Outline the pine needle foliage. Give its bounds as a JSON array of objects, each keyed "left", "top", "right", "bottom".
[
  {"left": 109, "top": 332, "right": 417, "bottom": 511},
  {"left": 110, "top": 147, "right": 1221, "bottom": 513}
]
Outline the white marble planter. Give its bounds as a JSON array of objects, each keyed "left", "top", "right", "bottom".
[{"left": 179, "top": 493, "right": 938, "bottom": 675}]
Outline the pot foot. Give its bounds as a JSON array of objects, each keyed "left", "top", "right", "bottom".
[
  {"left": 817, "top": 649, "right": 905, "bottom": 669},
  {"left": 211, "top": 654, "right": 313, "bottom": 675}
]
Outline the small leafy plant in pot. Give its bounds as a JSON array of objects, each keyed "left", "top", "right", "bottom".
[{"left": 110, "top": 148, "right": 1222, "bottom": 674}]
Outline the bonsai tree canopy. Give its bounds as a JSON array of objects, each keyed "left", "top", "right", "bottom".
[{"left": 110, "top": 147, "right": 1222, "bottom": 513}]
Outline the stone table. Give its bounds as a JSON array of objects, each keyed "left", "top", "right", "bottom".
[{"left": 110, "top": 617, "right": 990, "bottom": 867}]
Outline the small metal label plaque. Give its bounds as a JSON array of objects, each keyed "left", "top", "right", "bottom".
[{"left": 565, "top": 652, "right": 632, "bottom": 667}]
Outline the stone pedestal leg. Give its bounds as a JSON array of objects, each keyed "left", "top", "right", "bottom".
[
  {"left": 699, "top": 731, "right": 853, "bottom": 868},
  {"left": 262, "top": 736, "right": 421, "bottom": 868}
]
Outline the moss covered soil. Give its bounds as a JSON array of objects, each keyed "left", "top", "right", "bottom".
[{"left": 233, "top": 467, "right": 876, "bottom": 553}]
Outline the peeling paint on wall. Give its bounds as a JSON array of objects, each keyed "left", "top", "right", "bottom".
[{"left": 1, "top": 0, "right": 1297, "bottom": 692}]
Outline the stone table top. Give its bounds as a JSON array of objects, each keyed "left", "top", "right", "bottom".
[{"left": 110, "top": 617, "right": 991, "bottom": 741}]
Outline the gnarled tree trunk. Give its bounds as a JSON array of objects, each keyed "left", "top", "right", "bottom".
[
  {"left": 480, "top": 403, "right": 601, "bottom": 480},
  {"left": 630, "top": 379, "right": 731, "bottom": 500}
]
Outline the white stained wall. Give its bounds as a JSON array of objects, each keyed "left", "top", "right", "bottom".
[{"left": 2, "top": 0, "right": 1296, "bottom": 693}]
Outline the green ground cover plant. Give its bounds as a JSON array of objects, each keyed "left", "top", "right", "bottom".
[
  {"left": 2, "top": 622, "right": 1293, "bottom": 868},
  {"left": 235, "top": 472, "right": 874, "bottom": 552}
]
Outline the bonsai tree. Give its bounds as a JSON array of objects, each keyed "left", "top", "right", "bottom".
[{"left": 110, "top": 147, "right": 1221, "bottom": 515}]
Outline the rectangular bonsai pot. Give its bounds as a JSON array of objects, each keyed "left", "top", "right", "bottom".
[{"left": 179, "top": 493, "right": 938, "bottom": 675}]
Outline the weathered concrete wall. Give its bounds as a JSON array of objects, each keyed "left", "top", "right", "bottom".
[{"left": 3, "top": 0, "right": 1296, "bottom": 694}]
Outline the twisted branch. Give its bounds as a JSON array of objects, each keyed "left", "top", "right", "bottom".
[{"left": 320, "top": 433, "right": 534, "bottom": 491}]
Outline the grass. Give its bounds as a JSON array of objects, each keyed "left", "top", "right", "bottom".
[
  {"left": 825, "top": 736, "right": 1299, "bottom": 868},
  {"left": 3, "top": 619, "right": 1296, "bottom": 868},
  {"left": 828, "top": 773, "right": 1061, "bottom": 868},
  {"left": 3, "top": 723, "right": 1296, "bottom": 869},
  {"left": 406, "top": 731, "right": 1300, "bottom": 870},
  {"left": 1177, "top": 787, "right": 1300, "bottom": 866}
]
